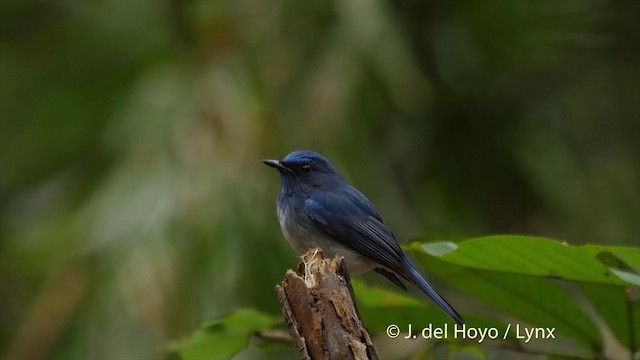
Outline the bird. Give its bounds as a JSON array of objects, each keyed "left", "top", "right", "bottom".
[{"left": 262, "top": 150, "right": 464, "bottom": 325}]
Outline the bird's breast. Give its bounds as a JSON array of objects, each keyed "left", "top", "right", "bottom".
[{"left": 276, "top": 195, "right": 375, "bottom": 274}]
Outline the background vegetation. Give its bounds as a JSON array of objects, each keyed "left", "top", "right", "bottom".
[{"left": 1, "top": 1, "right": 638, "bottom": 359}]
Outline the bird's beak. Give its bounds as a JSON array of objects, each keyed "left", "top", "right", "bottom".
[{"left": 262, "top": 159, "right": 293, "bottom": 173}]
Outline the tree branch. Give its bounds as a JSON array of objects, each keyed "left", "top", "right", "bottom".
[{"left": 275, "top": 248, "right": 379, "bottom": 360}]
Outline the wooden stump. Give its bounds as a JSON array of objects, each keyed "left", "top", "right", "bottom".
[{"left": 275, "top": 248, "right": 379, "bottom": 360}]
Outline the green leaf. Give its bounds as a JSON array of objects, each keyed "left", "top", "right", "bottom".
[
  {"left": 590, "top": 247, "right": 640, "bottom": 286},
  {"left": 418, "top": 236, "right": 639, "bottom": 287},
  {"left": 580, "top": 283, "right": 640, "bottom": 350},
  {"left": 166, "top": 308, "right": 279, "bottom": 360},
  {"left": 352, "top": 279, "right": 424, "bottom": 307},
  {"left": 352, "top": 280, "right": 517, "bottom": 341},
  {"left": 409, "top": 244, "right": 602, "bottom": 353}
]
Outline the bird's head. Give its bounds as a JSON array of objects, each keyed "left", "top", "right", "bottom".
[{"left": 262, "top": 150, "right": 344, "bottom": 195}]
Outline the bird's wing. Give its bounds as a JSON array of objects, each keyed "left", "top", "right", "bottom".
[
  {"left": 304, "top": 186, "right": 408, "bottom": 278},
  {"left": 306, "top": 186, "right": 465, "bottom": 325}
]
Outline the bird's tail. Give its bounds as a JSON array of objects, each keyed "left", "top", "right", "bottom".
[{"left": 402, "top": 257, "right": 465, "bottom": 325}]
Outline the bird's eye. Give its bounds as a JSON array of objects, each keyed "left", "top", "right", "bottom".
[{"left": 301, "top": 164, "right": 312, "bottom": 173}]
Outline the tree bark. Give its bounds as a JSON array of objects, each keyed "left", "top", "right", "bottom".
[{"left": 275, "top": 248, "right": 379, "bottom": 360}]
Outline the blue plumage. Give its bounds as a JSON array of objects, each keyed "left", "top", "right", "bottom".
[{"left": 263, "top": 150, "right": 464, "bottom": 324}]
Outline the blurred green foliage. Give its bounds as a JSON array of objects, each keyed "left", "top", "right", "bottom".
[
  {"left": 170, "top": 236, "right": 640, "bottom": 360},
  {"left": 1, "top": 0, "right": 638, "bottom": 359}
]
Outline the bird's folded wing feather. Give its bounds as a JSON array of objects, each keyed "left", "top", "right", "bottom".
[{"left": 304, "top": 186, "right": 408, "bottom": 277}]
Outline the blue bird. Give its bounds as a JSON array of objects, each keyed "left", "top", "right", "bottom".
[{"left": 263, "top": 150, "right": 464, "bottom": 324}]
